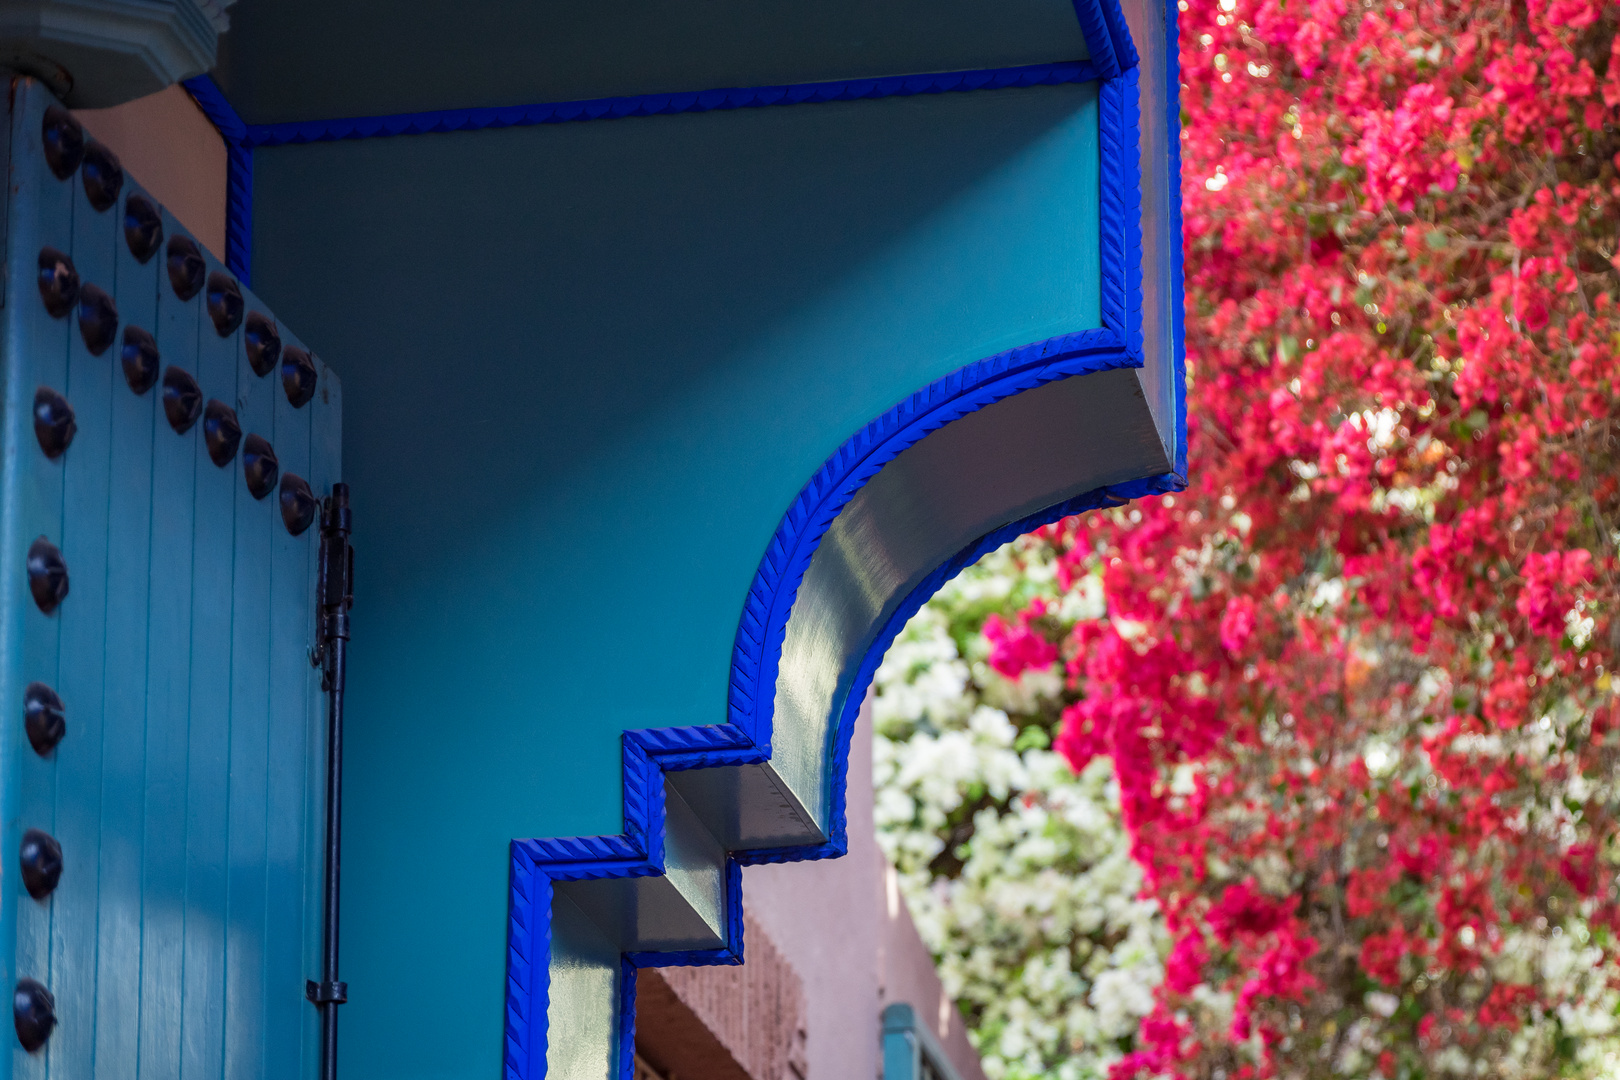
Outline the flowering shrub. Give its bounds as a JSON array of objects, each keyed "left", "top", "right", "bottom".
[
  {"left": 873, "top": 545, "right": 1167, "bottom": 1080},
  {"left": 878, "top": 0, "right": 1620, "bottom": 1074}
]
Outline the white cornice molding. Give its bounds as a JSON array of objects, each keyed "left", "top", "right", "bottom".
[{"left": 0, "top": 0, "right": 218, "bottom": 107}]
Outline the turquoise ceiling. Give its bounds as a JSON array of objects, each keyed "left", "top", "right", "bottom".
[{"left": 213, "top": 0, "right": 1089, "bottom": 123}]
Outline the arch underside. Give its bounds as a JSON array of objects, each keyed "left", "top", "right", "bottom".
[{"left": 679, "top": 358, "right": 1171, "bottom": 861}]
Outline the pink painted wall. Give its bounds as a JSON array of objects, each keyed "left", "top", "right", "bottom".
[
  {"left": 75, "top": 84, "right": 228, "bottom": 261},
  {"left": 746, "top": 696, "right": 986, "bottom": 1080}
]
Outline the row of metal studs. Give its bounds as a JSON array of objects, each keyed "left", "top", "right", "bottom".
[
  {"left": 10, "top": 106, "right": 326, "bottom": 1056},
  {"left": 36, "top": 105, "right": 321, "bottom": 539}
]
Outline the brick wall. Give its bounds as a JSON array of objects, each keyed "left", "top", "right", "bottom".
[{"left": 636, "top": 913, "right": 808, "bottom": 1080}]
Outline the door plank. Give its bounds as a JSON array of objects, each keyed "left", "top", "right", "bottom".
[
  {"left": 269, "top": 319, "right": 319, "bottom": 1076},
  {"left": 224, "top": 267, "right": 271, "bottom": 1080},
  {"left": 180, "top": 235, "right": 238, "bottom": 1080},
  {"left": 137, "top": 206, "right": 202, "bottom": 1080},
  {"left": 11, "top": 92, "right": 75, "bottom": 1080},
  {"left": 95, "top": 176, "right": 162, "bottom": 1078},
  {"left": 46, "top": 136, "right": 119, "bottom": 1080}
]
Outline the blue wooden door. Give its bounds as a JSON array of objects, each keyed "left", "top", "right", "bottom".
[{"left": 0, "top": 78, "right": 342, "bottom": 1079}]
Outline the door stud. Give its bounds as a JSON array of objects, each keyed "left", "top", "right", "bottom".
[
  {"left": 40, "top": 106, "right": 82, "bottom": 180},
  {"left": 18, "top": 830, "right": 62, "bottom": 900},
  {"left": 22, "top": 683, "right": 65, "bottom": 756},
  {"left": 81, "top": 143, "right": 123, "bottom": 212},
  {"left": 32, "top": 388, "right": 75, "bottom": 459},
  {"left": 36, "top": 247, "right": 78, "bottom": 318},
  {"left": 207, "top": 272, "right": 244, "bottom": 336},
  {"left": 282, "top": 347, "right": 319, "bottom": 408},
  {"left": 123, "top": 195, "right": 163, "bottom": 264},
  {"left": 121, "top": 326, "right": 160, "bottom": 395},
  {"left": 12, "top": 978, "right": 55, "bottom": 1052},
  {"left": 166, "top": 236, "right": 205, "bottom": 301},
  {"left": 246, "top": 312, "right": 282, "bottom": 376},
  {"left": 77, "top": 283, "right": 118, "bottom": 356},
  {"left": 243, "top": 435, "right": 280, "bottom": 499},
  {"left": 161, "top": 367, "right": 203, "bottom": 434},
  {"left": 280, "top": 474, "right": 317, "bottom": 536},
  {"left": 204, "top": 400, "right": 243, "bottom": 466},
  {"left": 26, "top": 538, "right": 68, "bottom": 614}
]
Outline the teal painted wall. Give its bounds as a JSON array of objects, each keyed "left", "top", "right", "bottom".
[{"left": 249, "top": 84, "right": 1099, "bottom": 1077}]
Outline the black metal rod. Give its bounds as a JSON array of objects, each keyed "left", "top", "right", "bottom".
[
  {"left": 314, "top": 483, "right": 353, "bottom": 1080},
  {"left": 320, "top": 632, "right": 345, "bottom": 1079}
]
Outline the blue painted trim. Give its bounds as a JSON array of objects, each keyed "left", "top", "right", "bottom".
[
  {"left": 237, "top": 61, "right": 1108, "bottom": 149},
  {"left": 1066, "top": 0, "right": 1137, "bottom": 80},
  {"left": 884, "top": 1002, "right": 968, "bottom": 1080},
  {"left": 1070, "top": 1, "right": 1120, "bottom": 78},
  {"left": 181, "top": 73, "right": 245, "bottom": 142},
  {"left": 503, "top": 855, "right": 551, "bottom": 1074},
  {"left": 617, "top": 957, "right": 638, "bottom": 1078},
  {"left": 180, "top": 75, "right": 254, "bottom": 285},
  {"left": 1165, "top": 0, "right": 1189, "bottom": 479},
  {"left": 1111, "top": 68, "right": 1145, "bottom": 360}
]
